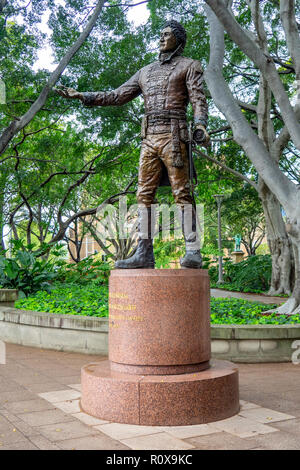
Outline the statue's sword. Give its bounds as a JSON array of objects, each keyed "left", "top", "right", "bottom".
[{"left": 188, "top": 122, "right": 197, "bottom": 208}]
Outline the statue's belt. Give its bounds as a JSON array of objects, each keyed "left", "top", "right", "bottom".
[{"left": 143, "top": 110, "right": 187, "bottom": 168}]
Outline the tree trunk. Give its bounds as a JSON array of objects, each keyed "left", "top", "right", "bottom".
[
  {"left": 276, "top": 218, "right": 300, "bottom": 314},
  {"left": 204, "top": 2, "right": 300, "bottom": 313},
  {"left": 258, "top": 180, "right": 294, "bottom": 296},
  {"left": 0, "top": 193, "right": 5, "bottom": 252}
]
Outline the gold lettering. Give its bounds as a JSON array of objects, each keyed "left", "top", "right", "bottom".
[
  {"left": 109, "top": 292, "right": 128, "bottom": 299},
  {"left": 109, "top": 313, "right": 144, "bottom": 322},
  {"left": 109, "top": 303, "right": 137, "bottom": 311}
]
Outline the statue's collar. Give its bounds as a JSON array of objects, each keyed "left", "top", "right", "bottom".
[{"left": 159, "top": 45, "right": 183, "bottom": 64}]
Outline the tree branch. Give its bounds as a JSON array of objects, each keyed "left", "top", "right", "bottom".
[
  {"left": 203, "top": 2, "right": 297, "bottom": 216},
  {"left": 204, "top": 0, "right": 300, "bottom": 151},
  {"left": 280, "top": 0, "right": 300, "bottom": 82},
  {"left": 193, "top": 148, "right": 258, "bottom": 189},
  {"left": 0, "top": 0, "right": 105, "bottom": 156}
]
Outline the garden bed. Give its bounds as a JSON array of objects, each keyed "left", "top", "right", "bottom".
[{"left": 14, "top": 285, "right": 300, "bottom": 325}]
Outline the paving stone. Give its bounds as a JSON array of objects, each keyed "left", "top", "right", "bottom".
[
  {"left": 38, "top": 389, "right": 81, "bottom": 403},
  {"left": 37, "top": 420, "right": 97, "bottom": 442},
  {"left": 68, "top": 384, "right": 81, "bottom": 391},
  {"left": 55, "top": 375, "right": 81, "bottom": 385},
  {"left": 187, "top": 432, "right": 260, "bottom": 450},
  {"left": 38, "top": 367, "right": 80, "bottom": 378},
  {"left": 0, "top": 408, "right": 24, "bottom": 426},
  {"left": 239, "top": 407, "right": 295, "bottom": 424},
  {"left": 246, "top": 430, "right": 300, "bottom": 450},
  {"left": 2, "top": 399, "right": 55, "bottom": 414},
  {"left": 240, "top": 401, "right": 261, "bottom": 410},
  {"left": 212, "top": 415, "right": 279, "bottom": 438},
  {"left": 28, "top": 435, "right": 61, "bottom": 450},
  {"left": 0, "top": 390, "right": 37, "bottom": 405},
  {"left": 10, "top": 420, "right": 39, "bottom": 438},
  {"left": 24, "top": 382, "right": 70, "bottom": 393},
  {"left": 0, "top": 413, "right": 17, "bottom": 430},
  {"left": 95, "top": 423, "right": 163, "bottom": 440},
  {"left": 57, "top": 435, "right": 130, "bottom": 451},
  {"left": 0, "top": 409, "right": 39, "bottom": 439},
  {"left": 160, "top": 424, "right": 222, "bottom": 439},
  {"left": 241, "top": 379, "right": 300, "bottom": 394},
  {"left": 0, "top": 378, "right": 23, "bottom": 393},
  {"left": 53, "top": 399, "right": 81, "bottom": 414},
  {"left": 121, "top": 432, "right": 195, "bottom": 450},
  {"left": 15, "top": 359, "right": 59, "bottom": 370},
  {"left": 17, "top": 409, "right": 74, "bottom": 427},
  {"left": 270, "top": 417, "right": 300, "bottom": 435},
  {"left": 0, "top": 424, "right": 28, "bottom": 446},
  {"left": 13, "top": 373, "right": 55, "bottom": 386},
  {"left": 71, "top": 412, "right": 109, "bottom": 426},
  {"left": 240, "top": 390, "right": 300, "bottom": 415},
  {"left": 0, "top": 439, "right": 38, "bottom": 450}
]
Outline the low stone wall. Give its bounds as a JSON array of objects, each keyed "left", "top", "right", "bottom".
[
  {"left": 0, "top": 307, "right": 108, "bottom": 355},
  {"left": 211, "top": 324, "right": 300, "bottom": 363},
  {"left": 0, "top": 306, "right": 299, "bottom": 362}
]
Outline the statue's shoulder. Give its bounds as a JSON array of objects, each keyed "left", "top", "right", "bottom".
[{"left": 180, "top": 56, "right": 203, "bottom": 72}]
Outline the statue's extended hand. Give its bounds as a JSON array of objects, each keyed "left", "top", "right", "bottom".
[{"left": 54, "top": 85, "right": 83, "bottom": 101}]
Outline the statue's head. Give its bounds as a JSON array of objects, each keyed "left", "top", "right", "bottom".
[{"left": 160, "top": 20, "right": 187, "bottom": 53}]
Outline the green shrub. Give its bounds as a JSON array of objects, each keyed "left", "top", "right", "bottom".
[
  {"left": 210, "top": 255, "right": 272, "bottom": 293},
  {"left": 153, "top": 239, "right": 184, "bottom": 268},
  {"left": 0, "top": 241, "right": 58, "bottom": 297},
  {"left": 56, "top": 256, "right": 111, "bottom": 286}
]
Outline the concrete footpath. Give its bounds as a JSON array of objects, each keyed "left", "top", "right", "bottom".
[
  {"left": 0, "top": 344, "right": 300, "bottom": 450},
  {"left": 211, "top": 288, "right": 287, "bottom": 305}
]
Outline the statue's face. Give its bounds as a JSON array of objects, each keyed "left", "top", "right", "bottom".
[{"left": 160, "top": 27, "right": 177, "bottom": 52}]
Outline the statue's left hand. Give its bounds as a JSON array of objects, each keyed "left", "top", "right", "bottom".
[{"left": 193, "top": 125, "right": 210, "bottom": 147}]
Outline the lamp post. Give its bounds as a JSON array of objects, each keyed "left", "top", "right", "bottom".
[{"left": 213, "top": 194, "right": 224, "bottom": 284}]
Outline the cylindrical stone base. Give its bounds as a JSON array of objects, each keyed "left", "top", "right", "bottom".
[
  {"left": 108, "top": 269, "right": 211, "bottom": 370},
  {"left": 80, "top": 269, "right": 239, "bottom": 425},
  {"left": 81, "top": 359, "right": 239, "bottom": 426}
]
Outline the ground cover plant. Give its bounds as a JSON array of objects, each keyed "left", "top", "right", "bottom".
[
  {"left": 15, "top": 285, "right": 300, "bottom": 324},
  {"left": 15, "top": 282, "right": 109, "bottom": 317}
]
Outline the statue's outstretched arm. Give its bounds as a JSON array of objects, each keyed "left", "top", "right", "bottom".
[{"left": 54, "top": 71, "right": 142, "bottom": 107}]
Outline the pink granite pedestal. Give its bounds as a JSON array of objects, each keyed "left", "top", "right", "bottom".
[{"left": 81, "top": 269, "right": 239, "bottom": 426}]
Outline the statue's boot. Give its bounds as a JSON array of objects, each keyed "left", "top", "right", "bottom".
[
  {"left": 180, "top": 204, "right": 202, "bottom": 269},
  {"left": 115, "top": 207, "right": 155, "bottom": 269}
]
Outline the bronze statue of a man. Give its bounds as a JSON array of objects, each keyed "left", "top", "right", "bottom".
[{"left": 56, "top": 20, "right": 209, "bottom": 269}]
